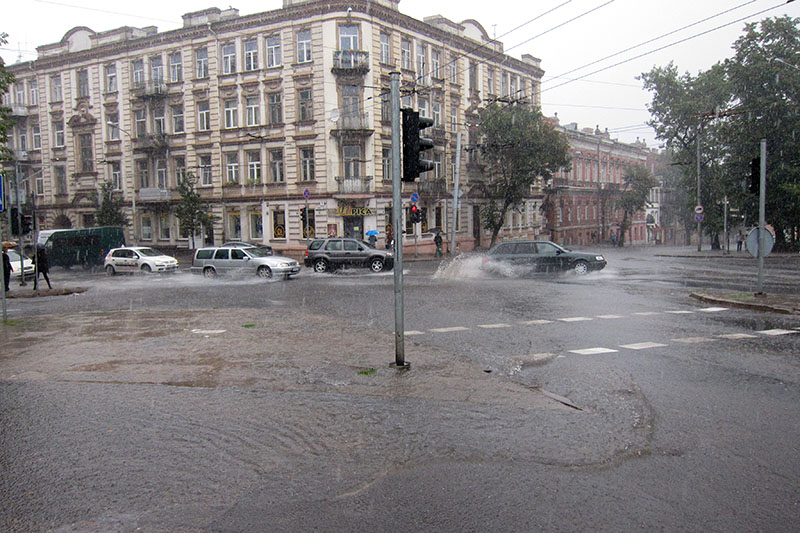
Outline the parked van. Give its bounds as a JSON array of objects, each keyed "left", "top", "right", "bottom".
[{"left": 39, "top": 227, "right": 126, "bottom": 269}]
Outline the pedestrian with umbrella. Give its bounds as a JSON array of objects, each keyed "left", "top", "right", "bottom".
[{"left": 366, "top": 229, "right": 378, "bottom": 248}]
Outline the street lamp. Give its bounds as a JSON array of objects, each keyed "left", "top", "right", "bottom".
[{"left": 107, "top": 121, "right": 136, "bottom": 244}]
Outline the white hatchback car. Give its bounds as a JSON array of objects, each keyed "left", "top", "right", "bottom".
[
  {"left": 104, "top": 247, "right": 179, "bottom": 275},
  {"left": 6, "top": 249, "right": 35, "bottom": 280}
]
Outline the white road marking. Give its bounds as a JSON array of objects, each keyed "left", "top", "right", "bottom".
[
  {"left": 632, "top": 312, "right": 661, "bottom": 316},
  {"left": 619, "top": 342, "right": 668, "bottom": 350},
  {"left": 477, "top": 323, "right": 513, "bottom": 329},
  {"left": 672, "top": 337, "right": 717, "bottom": 343},
  {"left": 665, "top": 310, "right": 694, "bottom": 314},
  {"left": 757, "top": 329, "right": 798, "bottom": 336},
  {"left": 519, "top": 319, "right": 554, "bottom": 325},
  {"left": 596, "top": 314, "right": 624, "bottom": 319},
  {"left": 429, "top": 326, "right": 470, "bottom": 333},
  {"left": 518, "top": 353, "right": 557, "bottom": 363},
  {"left": 569, "top": 347, "right": 619, "bottom": 355},
  {"left": 698, "top": 307, "right": 729, "bottom": 312},
  {"left": 717, "top": 333, "right": 758, "bottom": 339},
  {"left": 191, "top": 329, "right": 226, "bottom": 335},
  {"left": 404, "top": 330, "right": 425, "bottom": 336},
  {"left": 558, "top": 317, "right": 593, "bottom": 322}
]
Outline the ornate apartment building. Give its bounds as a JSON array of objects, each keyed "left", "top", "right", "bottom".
[{"left": 2, "top": 0, "right": 545, "bottom": 253}]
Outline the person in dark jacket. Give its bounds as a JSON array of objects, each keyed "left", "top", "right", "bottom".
[
  {"left": 2, "top": 246, "right": 11, "bottom": 292},
  {"left": 33, "top": 246, "right": 52, "bottom": 290}
]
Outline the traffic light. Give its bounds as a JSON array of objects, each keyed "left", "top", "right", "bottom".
[
  {"left": 300, "top": 207, "right": 307, "bottom": 224},
  {"left": 402, "top": 108, "right": 435, "bottom": 182},
  {"left": 749, "top": 157, "right": 760, "bottom": 194},
  {"left": 410, "top": 204, "right": 420, "bottom": 224}
]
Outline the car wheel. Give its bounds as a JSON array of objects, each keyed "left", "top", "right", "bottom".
[
  {"left": 573, "top": 260, "right": 589, "bottom": 275},
  {"left": 369, "top": 258, "right": 385, "bottom": 273},
  {"left": 313, "top": 259, "right": 328, "bottom": 273},
  {"left": 105, "top": 265, "right": 116, "bottom": 276},
  {"left": 203, "top": 267, "right": 217, "bottom": 279},
  {"left": 257, "top": 265, "right": 273, "bottom": 279},
  {"left": 141, "top": 264, "right": 152, "bottom": 273}
]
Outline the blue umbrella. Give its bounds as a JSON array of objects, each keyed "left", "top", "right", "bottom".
[{"left": 366, "top": 230, "right": 379, "bottom": 236}]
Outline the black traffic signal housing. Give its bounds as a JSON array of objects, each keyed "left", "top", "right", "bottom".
[
  {"left": 402, "top": 108, "right": 435, "bottom": 182},
  {"left": 749, "top": 156, "right": 760, "bottom": 194},
  {"left": 410, "top": 204, "right": 421, "bottom": 224},
  {"left": 300, "top": 207, "right": 307, "bottom": 224}
]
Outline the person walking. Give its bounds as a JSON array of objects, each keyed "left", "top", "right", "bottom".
[
  {"left": 433, "top": 232, "right": 443, "bottom": 257},
  {"left": 33, "top": 246, "right": 52, "bottom": 290},
  {"left": 368, "top": 233, "right": 377, "bottom": 248},
  {"left": 736, "top": 230, "right": 744, "bottom": 252},
  {"left": 3, "top": 245, "right": 11, "bottom": 293}
]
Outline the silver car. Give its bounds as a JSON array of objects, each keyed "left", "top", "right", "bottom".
[{"left": 191, "top": 246, "right": 300, "bottom": 280}]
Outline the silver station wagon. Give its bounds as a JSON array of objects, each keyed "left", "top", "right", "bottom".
[{"left": 191, "top": 246, "right": 300, "bottom": 280}]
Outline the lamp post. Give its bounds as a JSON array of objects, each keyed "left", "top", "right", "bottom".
[{"left": 107, "top": 121, "right": 136, "bottom": 244}]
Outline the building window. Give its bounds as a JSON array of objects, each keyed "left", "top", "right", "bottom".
[
  {"left": 153, "top": 107, "right": 166, "bottom": 135},
  {"left": 224, "top": 99, "right": 238, "bottom": 129},
  {"left": 268, "top": 92, "right": 282, "bottom": 124},
  {"left": 272, "top": 209, "right": 285, "bottom": 239},
  {"left": 380, "top": 32, "right": 391, "bottom": 64},
  {"left": 222, "top": 43, "right": 236, "bottom": 74},
  {"left": 266, "top": 35, "right": 281, "bottom": 68},
  {"left": 226, "top": 153, "right": 240, "bottom": 183},
  {"left": 339, "top": 24, "right": 359, "bottom": 51},
  {"left": 15, "top": 83, "right": 24, "bottom": 104},
  {"left": 416, "top": 42, "right": 427, "bottom": 80},
  {"left": 26, "top": 81, "right": 36, "bottom": 106},
  {"left": 151, "top": 56, "right": 163, "bottom": 83},
  {"left": 105, "top": 64, "right": 117, "bottom": 93},
  {"left": 469, "top": 61, "right": 477, "bottom": 92},
  {"left": 174, "top": 157, "right": 186, "bottom": 184},
  {"left": 432, "top": 49, "right": 441, "bottom": 79},
  {"left": 79, "top": 133, "right": 93, "bottom": 172},
  {"left": 110, "top": 161, "right": 121, "bottom": 190},
  {"left": 448, "top": 54, "right": 458, "bottom": 83},
  {"left": 32, "top": 124, "right": 41, "bottom": 149},
  {"left": 141, "top": 215, "right": 152, "bottom": 240},
  {"left": 198, "top": 101, "right": 210, "bottom": 131},
  {"left": 169, "top": 52, "right": 182, "bottom": 82},
  {"left": 382, "top": 146, "right": 392, "bottom": 182},
  {"left": 244, "top": 39, "right": 258, "bottom": 71},
  {"left": 432, "top": 101, "right": 441, "bottom": 127},
  {"left": 53, "top": 120, "right": 64, "bottom": 147},
  {"left": 501, "top": 72, "right": 508, "bottom": 96},
  {"left": 297, "top": 29, "right": 312, "bottom": 63},
  {"left": 418, "top": 97, "right": 429, "bottom": 118},
  {"left": 250, "top": 212, "right": 263, "bottom": 239},
  {"left": 247, "top": 151, "right": 261, "bottom": 183},
  {"left": 159, "top": 214, "right": 171, "bottom": 240},
  {"left": 300, "top": 147, "right": 315, "bottom": 181},
  {"left": 171, "top": 104, "right": 184, "bottom": 133},
  {"left": 156, "top": 159, "right": 167, "bottom": 188},
  {"left": 433, "top": 152, "right": 442, "bottom": 179},
  {"left": 241, "top": 96, "right": 257, "bottom": 126},
  {"left": 228, "top": 213, "right": 241, "bottom": 239},
  {"left": 137, "top": 160, "right": 150, "bottom": 188},
  {"left": 17, "top": 130, "right": 27, "bottom": 151},
  {"left": 270, "top": 150, "right": 284, "bottom": 183},
  {"left": 487, "top": 68, "right": 495, "bottom": 94},
  {"left": 50, "top": 75, "right": 62, "bottom": 102},
  {"left": 401, "top": 39, "right": 411, "bottom": 70},
  {"left": 132, "top": 59, "right": 144, "bottom": 88},
  {"left": 77, "top": 70, "right": 90, "bottom": 98},
  {"left": 200, "top": 155, "right": 212, "bottom": 185},
  {"left": 55, "top": 166, "right": 67, "bottom": 195},
  {"left": 343, "top": 145, "right": 361, "bottom": 178},
  {"left": 298, "top": 89, "right": 312, "bottom": 121},
  {"left": 107, "top": 113, "right": 119, "bottom": 141},
  {"left": 510, "top": 75, "right": 517, "bottom": 99},
  {"left": 134, "top": 109, "right": 146, "bottom": 137},
  {"left": 196, "top": 48, "right": 209, "bottom": 79},
  {"left": 342, "top": 85, "right": 360, "bottom": 117},
  {"left": 381, "top": 92, "right": 391, "bottom": 122}
]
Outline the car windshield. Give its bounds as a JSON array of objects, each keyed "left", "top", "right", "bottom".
[
  {"left": 244, "top": 247, "right": 272, "bottom": 258},
  {"left": 136, "top": 248, "right": 163, "bottom": 257},
  {"left": 7, "top": 250, "right": 26, "bottom": 261}
]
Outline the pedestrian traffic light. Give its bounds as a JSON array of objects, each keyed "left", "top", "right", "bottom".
[
  {"left": 749, "top": 156, "right": 760, "bottom": 194},
  {"left": 402, "top": 108, "right": 435, "bottom": 182},
  {"left": 410, "top": 204, "right": 420, "bottom": 224}
]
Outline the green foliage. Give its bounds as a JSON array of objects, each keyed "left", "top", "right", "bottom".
[
  {"left": 477, "top": 103, "right": 571, "bottom": 247},
  {"left": 91, "top": 180, "right": 128, "bottom": 227},
  {"left": 174, "top": 173, "right": 216, "bottom": 248},
  {"left": 642, "top": 16, "right": 800, "bottom": 249},
  {"left": 616, "top": 165, "right": 657, "bottom": 246},
  {"left": 0, "top": 32, "right": 16, "bottom": 162}
]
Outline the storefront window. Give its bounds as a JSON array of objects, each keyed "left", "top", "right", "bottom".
[{"left": 272, "top": 210, "right": 285, "bottom": 239}]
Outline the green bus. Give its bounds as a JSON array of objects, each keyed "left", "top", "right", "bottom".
[{"left": 38, "top": 227, "right": 126, "bottom": 269}]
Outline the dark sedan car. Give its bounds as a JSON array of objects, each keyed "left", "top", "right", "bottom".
[{"left": 482, "top": 240, "right": 606, "bottom": 275}]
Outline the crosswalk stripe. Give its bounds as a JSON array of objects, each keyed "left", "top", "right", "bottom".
[
  {"left": 404, "top": 330, "right": 425, "bottom": 336},
  {"left": 478, "top": 323, "right": 513, "bottom": 329},
  {"left": 717, "top": 333, "right": 758, "bottom": 339},
  {"left": 698, "top": 307, "right": 728, "bottom": 312},
  {"left": 632, "top": 312, "right": 661, "bottom": 316},
  {"left": 672, "top": 337, "right": 717, "bottom": 343},
  {"left": 429, "top": 326, "right": 470, "bottom": 333},
  {"left": 619, "top": 342, "right": 668, "bottom": 350},
  {"left": 569, "top": 347, "right": 618, "bottom": 355},
  {"left": 665, "top": 310, "right": 694, "bottom": 314},
  {"left": 596, "top": 314, "right": 624, "bottom": 319},
  {"left": 558, "top": 317, "right": 593, "bottom": 322},
  {"left": 757, "top": 329, "right": 798, "bottom": 336},
  {"left": 520, "top": 319, "right": 554, "bottom": 325}
]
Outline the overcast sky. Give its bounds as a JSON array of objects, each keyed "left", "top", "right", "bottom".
[{"left": 2, "top": 0, "right": 798, "bottom": 147}]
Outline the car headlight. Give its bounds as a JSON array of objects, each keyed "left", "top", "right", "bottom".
[
  {"left": 386, "top": 252, "right": 393, "bottom": 257},
  {"left": 596, "top": 255, "right": 605, "bottom": 261},
  {"left": 280, "top": 262, "right": 291, "bottom": 267}
]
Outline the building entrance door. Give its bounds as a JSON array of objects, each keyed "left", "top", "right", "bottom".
[{"left": 344, "top": 216, "right": 363, "bottom": 240}]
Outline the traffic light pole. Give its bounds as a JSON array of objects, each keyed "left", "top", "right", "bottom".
[
  {"left": 757, "top": 138, "right": 766, "bottom": 294},
  {"left": 390, "top": 72, "right": 408, "bottom": 368},
  {"left": 14, "top": 163, "right": 27, "bottom": 286}
]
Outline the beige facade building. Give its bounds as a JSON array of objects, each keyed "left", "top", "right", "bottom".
[{"left": 3, "top": 0, "right": 544, "bottom": 254}]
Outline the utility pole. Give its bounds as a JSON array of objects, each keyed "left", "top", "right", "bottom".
[
  {"left": 757, "top": 139, "right": 766, "bottom": 294},
  {"left": 390, "top": 72, "right": 408, "bottom": 368},
  {"left": 14, "top": 163, "right": 27, "bottom": 286},
  {"left": 450, "top": 132, "right": 461, "bottom": 255},
  {"left": 696, "top": 121, "right": 702, "bottom": 251}
]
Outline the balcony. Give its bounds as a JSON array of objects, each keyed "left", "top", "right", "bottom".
[
  {"left": 332, "top": 50, "right": 370, "bottom": 75},
  {"left": 13, "top": 149, "right": 29, "bottom": 161},
  {"left": 133, "top": 133, "right": 169, "bottom": 154},
  {"left": 330, "top": 112, "right": 372, "bottom": 139},
  {"left": 131, "top": 80, "right": 168, "bottom": 99},
  {"left": 138, "top": 187, "right": 171, "bottom": 201},
  {"left": 334, "top": 175, "right": 372, "bottom": 196},
  {"left": 416, "top": 178, "right": 448, "bottom": 197},
  {"left": 9, "top": 104, "right": 28, "bottom": 117}
]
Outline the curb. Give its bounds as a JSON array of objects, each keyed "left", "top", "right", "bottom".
[
  {"left": 3, "top": 287, "right": 89, "bottom": 299},
  {"left": 689, "top": 291, "right": 800, "bottom": 315}
]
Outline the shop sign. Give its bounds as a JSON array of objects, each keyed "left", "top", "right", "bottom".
[{"left": 333, "top": 206, "right": 375, "bottom": 217}]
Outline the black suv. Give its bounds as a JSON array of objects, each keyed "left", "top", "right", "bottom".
[{"left": 304, "top": 238, "right": 394, "bottom": 273}]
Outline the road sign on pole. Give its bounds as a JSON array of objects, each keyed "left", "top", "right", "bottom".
[
  {"left": 410, "top": 192, "right": 419, "bottom": 203},
  {"left": 694, "top": 205, "right": 704, "bottom": 214},
  {"left": 694, "top": 213, "right": 704, "bottom": 223}
]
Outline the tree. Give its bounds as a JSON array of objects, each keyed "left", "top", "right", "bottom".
[
  {"left": 477, "top": 103, "right": 570, "bottom": 247},
  {"left": 616, "top": 165, "right": 657, "bottom": 247},
  {"left": 174, "top": 173, "right": 216, "bottom": 248},
  {"left": 91, "top": 180, "right": 128, "bottom": 227},
  {"left": 0, "top": 32, "right": 16, "bottom": 162}
]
